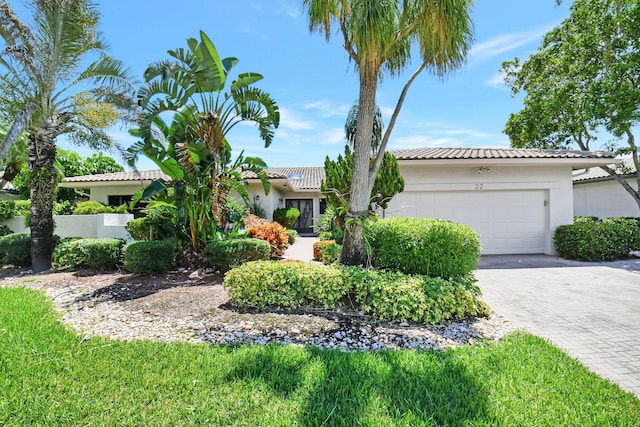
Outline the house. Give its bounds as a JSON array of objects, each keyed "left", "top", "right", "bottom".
[
  {"left": 573, "top": 156, "right": 640, "bottom": 219},
  {"left": 60, "top": 147, "right": 616, "bottom": 255}
]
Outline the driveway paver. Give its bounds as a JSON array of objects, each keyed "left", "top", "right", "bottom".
[{"left": 476, "top": 256, "right": 640, "bottom": 397}]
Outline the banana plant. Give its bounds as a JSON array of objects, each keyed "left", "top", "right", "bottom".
[{"left": 134, "top": 31, "right": 279, "bottom": 228}]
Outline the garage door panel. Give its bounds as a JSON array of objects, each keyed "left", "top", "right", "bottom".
[{"left": 387, "top": 190, "right": 547, "bottom": 254}]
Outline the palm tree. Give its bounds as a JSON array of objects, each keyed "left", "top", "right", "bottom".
[
  {"left": 302, "top": 0, "right": 474, "bottom": 266},
  {"left": 0, "top": 0, "right": 135, "bottom": 272},
  {"left": 135, "top": 31, "right": 279, "bottom": 230}
]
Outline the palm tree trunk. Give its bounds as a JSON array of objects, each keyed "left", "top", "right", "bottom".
[
  {"left": 341, "top": 69, "right": 377, "bottom": 267},
  {"left": 28, "top": 123, "right": 59, "bottom": 273}
]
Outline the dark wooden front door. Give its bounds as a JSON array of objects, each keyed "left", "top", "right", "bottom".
[{"left": 286, "top": 199, "right": 314, "bottom": 234}]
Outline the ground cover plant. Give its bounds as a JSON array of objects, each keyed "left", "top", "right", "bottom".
[{"left": 1, "top": 287, "right": 639, "bottom": 426}]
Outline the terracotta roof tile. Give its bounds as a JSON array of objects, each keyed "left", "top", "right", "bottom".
[
  {"left": 390, "top": 147, "right": 615, "bottom": 160},
  {"left": 62, "top": 170, "right": 170, "bottom": 183}
]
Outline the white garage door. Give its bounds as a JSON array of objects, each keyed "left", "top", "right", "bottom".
[{"left": 387, "top": 190, "right": 548, "bottom": 254}]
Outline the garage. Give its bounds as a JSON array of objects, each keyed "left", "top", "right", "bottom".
[{"left": 387, "top": 189, "right": 548, "bottom": 254}]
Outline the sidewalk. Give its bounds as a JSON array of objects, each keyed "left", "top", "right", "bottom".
[{"left": 282, "top": 236, "right": 317, "bottom": 262}]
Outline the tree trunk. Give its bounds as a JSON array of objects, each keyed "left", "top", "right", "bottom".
[
  {"left": 28, "top": 123, "right": 59, "bottom": 273},
  {"left": 340, "top": 69, "right": 377, "bottom": 266}
]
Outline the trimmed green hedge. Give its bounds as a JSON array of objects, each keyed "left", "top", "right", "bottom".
[
  {"left": 53, "top": 238, "right": 124, "bottom": 271},
  {"left": 554, "top": 217, "right": 640, "bottom": 261},
  {"left": 346, "top": 267, "right": 490, "bottom": 324},
  {"left": 367, "top": 217, "right": 481, "bottom": 279},
  {"left": 0, "top": 233, "right": 32, "bottom": 267},
  {"left": 123, "top": 240, "right": 176, "bottom": 274},
  {"left": 273, "top": 207, "right": 300, "bottom": 229},
  {"left": 72, "top": 201, "right": 127, "bottom": 215},
  {"left": 204, "top": 238, "right": 271, "bottom": 273},
  {"left": 223, "top": 261, "right": 490, "bottom": 324},
  {"left": 224, "top": 261, "right": 349, "bottom": 308}
]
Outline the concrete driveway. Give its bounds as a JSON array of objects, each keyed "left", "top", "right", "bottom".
[{"left": 475, "top": 255, "right": 640, "bottom": 397}]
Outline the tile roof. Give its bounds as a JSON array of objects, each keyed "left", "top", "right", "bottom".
[
  {"left": 390, "top": 147, "right": 615, "bottom": 160},
  {"left": 62, "top": 169, "right": 170, "bottom": 183},
  {"left": 573, "top": 156, "right": 637, "bottom": 182},
  {"left": 263, "top": 167, "right": 326, "bottom": 191}
]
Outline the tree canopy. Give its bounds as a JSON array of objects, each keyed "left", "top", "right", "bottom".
[{"left": 502, "top": 0, "right": 640, "bottom": 210}]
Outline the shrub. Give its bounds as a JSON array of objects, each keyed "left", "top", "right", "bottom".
[
  {"left": 286, "top": 229, "right": 298, "bottom": 245},
  {"left": 0, "top": 200, "right": 16, "bottom": 223},
  {"left": 13, "top": 200, "right": 31, "bottom": 217},
  {"left": 0, "top": 225, "right": 13, "bottom": 237},
  {"left": 72, "top": 200, "right": 114, "bottom": 215},
  {"left": 224, "top": 261, "right": 350, "bottom": 308},
  {"left": 313, "top": 240, "right": 335, "bottom": 261},
  {"left": 555, "top": 218, "right": 640, "bottom": 261},
  {"left": 204, "top": 238, "right": 271, "bottom": 273},
  {"left": 248, "top": 222, "right": 289, "bottom": 257},
  {"left": 273, "top": 207, "right": 300, "bottom": 229},
  {"left": 225, "top": 198, "right": 246, "bottom": 224},
  {"left": 320, "top": 243, "right": 341, "bottom": 265},
  {"left": 345, "top": 267, "right": 490, "bottom": 324},
  {"left": 0, "top": 233, "right": 31, "bottom": 267},
  {"left": 53, "top": 238, "right": 124, "bottom": 271},
  {"left": 123, "top": 240, "right": 176, "bottom": 274},
  {"left": 367, "top": 217, "right": 481, "bottom": 279}
]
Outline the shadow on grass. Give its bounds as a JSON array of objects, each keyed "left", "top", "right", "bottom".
[{"left": 227, "top": 344, "right": 495, "bottom": 426}]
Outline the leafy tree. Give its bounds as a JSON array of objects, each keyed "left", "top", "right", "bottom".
[
  {"left": 502, "top": 0, "right": 640, "bottom": 211},
  {"left": 0, "top": 0, "right": 135, "bottom": 272},
  {"left": 132, "top": 31, "right": 279, "bottom": 231},
  {"left": 302, "top": 0, "right": 473, "bottom": 266}
]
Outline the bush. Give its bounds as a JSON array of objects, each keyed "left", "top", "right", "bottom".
[
  {"left": 123, "top": 240, "right": 176, "bottom": 274},
  {"left": 224, "top": 261, "right": 490, "bottom": 324},
  {"left": 225, "top": 198, "right": 246, "bottom": 224},
  {"left": 367, "top": 217, "right": 481, "bottom": 279},
  {"left": 286, "top": 229, "right": 298, "bottom": 245},
  {"left": 126, "top": 207, "right": 177, "bottom": 241},
  {"left": 0, "top": 233, "right": 31, "bottom": 267},
  {"left": 204, "top": 238, "right": 271, "bottom": 273},
  {"left": 248, "top": 222, "right": 289, "bottom": 257},
  {"left": 345, "top": 267, "right": 490, "bottom": 324},
  {"left": 313, "top": 240, "right": 335, "bottom": 261},
  {"left": 0, "top": 225, "right": 13, "bottom": 237},
  {"left": 72, "top": 201, "right": 114, "bottom": 215},
  {"left": 13, "top": 200, "right": 30, "bottom": 217},
  {"left": 0, "top": 200, "right": 16, "bottom": 223},
  {"left": 273, "top": 207, "right": 300, "bottom": 229},
  {"left": 53, "top": 238, "right": 124, "bottom": 271},
  {"left": 320, "top": 243, "right": 341, "bottom": 265},
  {"left": 555, "top": 218, "right": 640, "bottom": 261},
  {"left": 224, "top": 261, "right": 349, "bottom": 308}
]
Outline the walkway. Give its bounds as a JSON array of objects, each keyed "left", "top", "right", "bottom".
[{"left": 476, "top": 255, "right": 640, "bottom": 397}]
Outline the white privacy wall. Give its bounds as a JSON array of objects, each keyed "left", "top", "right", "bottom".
[{"left": 573, "top": 179, "right": 640, "bottom": 218}]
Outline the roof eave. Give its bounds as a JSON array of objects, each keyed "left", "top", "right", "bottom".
[{"left": 397, "top": 158, "right": 619, "bottom": 168}]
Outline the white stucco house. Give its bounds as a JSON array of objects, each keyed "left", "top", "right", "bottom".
[
  {"left": 573, "top": 156, "right": 640, "bottom": 219},
  {"left": 60, "top": 147, "right": 616, "bottom": 255}
]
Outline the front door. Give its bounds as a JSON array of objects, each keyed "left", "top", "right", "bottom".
[{"left": 286, "top": 199, "right": 314, "bottom": 234}]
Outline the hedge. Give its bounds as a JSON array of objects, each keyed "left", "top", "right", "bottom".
[
  {"left": 204, "top": 238, "right": 271, "bottom": 273},
  {"left": 223, "top": 261, "right": 490, "bottom": 324},
  {"left": 0, "top": 233, "right": 32, "bottom": 267},
  {"left": 367, "top": 217, "right": 481, "bottom": 279},
  {"left": 554, "top": 217, "right": 640, "bottom": 261},
  {"left": 53, "top": 238, "right": 124, "bottom": 271},
  {"left": 123, "top": 240, "right": 176, "bottom": 274}
]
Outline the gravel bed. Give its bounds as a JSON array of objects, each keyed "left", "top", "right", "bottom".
[{"left": 2, "top": 271, "right": 514, "bottom": 351}]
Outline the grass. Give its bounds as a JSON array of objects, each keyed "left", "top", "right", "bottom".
[{"left": 1, "top": 287, "right": 639, "bottom": 426}]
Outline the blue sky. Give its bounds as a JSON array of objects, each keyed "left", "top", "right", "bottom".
[{"left": 60, "top": 0, "right": 573, "bottom": 170}]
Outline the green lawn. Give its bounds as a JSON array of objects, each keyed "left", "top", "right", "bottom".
[{"left": 1, "top": 287, "right": 639, "bottom": 426}]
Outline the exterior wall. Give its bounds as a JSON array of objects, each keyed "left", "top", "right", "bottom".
[
  {"left": 573, "top": 179, "right": 640, "bottom": 218},
  {"left": 385, "top": 164, "right": 575, "bottom": 255},
  {"left": 90, "top": 185, "right": 146, "bottom": 205},
  {"left": 5, "top": 214, "right": 133, "bottom": 241}
]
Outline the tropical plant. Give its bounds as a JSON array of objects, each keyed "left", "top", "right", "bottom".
[
  {"left": 0, "top": 0, "right": 135, "bottom": 272},
  {"left": 502, "top": 0, "right": 640, "bottom": 212},
  {"left": 132, "top": 30, "right": 279, "bottom": 230},
  {"left": 302, "top": 0, "right": 474, "bottom": 266}
]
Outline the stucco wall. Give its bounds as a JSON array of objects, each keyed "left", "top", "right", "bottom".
[
  {"left": 573, "top": 179, "right": 640, "bottom": 218},
  {"left": 385, "top": 164, "right": 574, "bottom": 254},
  {"left": 5, "top": 214, "right": 133, "bottom": 241},
  {"left": 90, "top": 185, "right": 146, "bottom": 205}
]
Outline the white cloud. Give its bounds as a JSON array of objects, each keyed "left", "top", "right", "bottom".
[
  {"left": 485, "top": 71, "right": 508, "bottom": 89},
  {"left": 469, "top": 25, "right": 556, "bottom": 62},
  {"left": 318, "top": 127, "right": 346, "bottom": 145},
  {"left": 302, "top": 100, "right": 351, "bottom": 118},
  {"left": 279, "top": 107, "right": 318, "bottom": 131}
]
